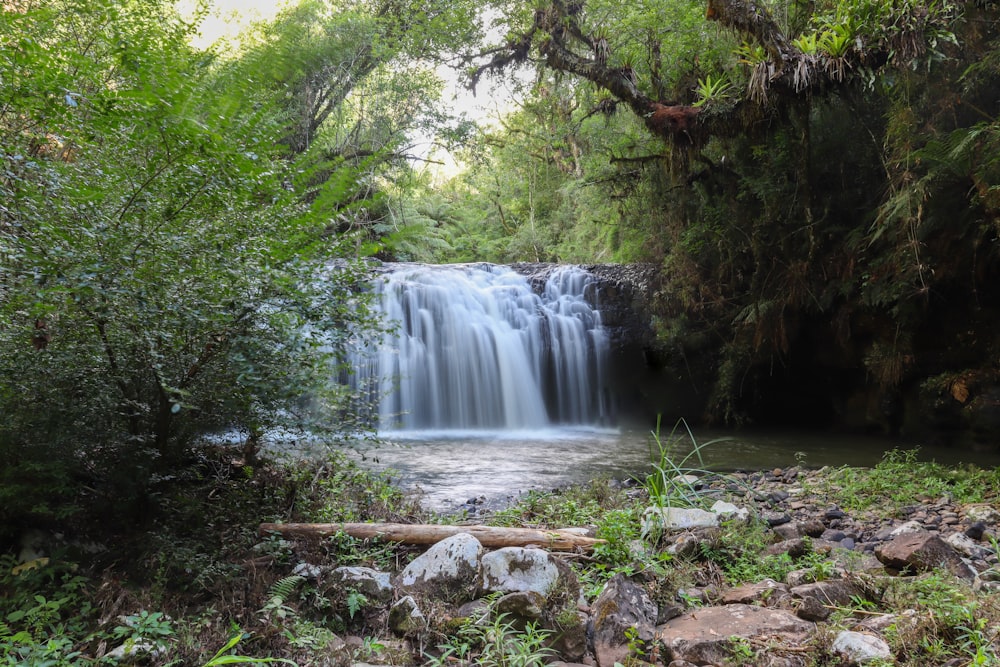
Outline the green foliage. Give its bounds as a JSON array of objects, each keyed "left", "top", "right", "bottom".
[
  {"left": 426, "top": 607, "right": 557, "bottom": 667},
  {"left": 699, "top": 519, "right": 800, "bottom": 585},
  {"left": 642, "top": 417, "right": 737, "bottom": 509},
  {"left": 200, "top": 633, "right": 298, "bottom": 666},
  {"left": 693, "top": 74, "right": 735, "bottom": 107},
  {"left": 0, "top": 557, "right": 93, "bottom": 666},
  {"left": 0, "top": 0, "right": 437, "bottom": 531},
  {"left": 811, "top": 448, "right": 1000, "bottom": 516}
]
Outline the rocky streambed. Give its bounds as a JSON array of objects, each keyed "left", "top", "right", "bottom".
[{"left": 264, "top": 464, "right": 1000, "bottom": 666}]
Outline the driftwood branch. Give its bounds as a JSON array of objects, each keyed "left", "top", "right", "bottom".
[{"left": 259, "top": 522, "right": 606, "bottom": 552}]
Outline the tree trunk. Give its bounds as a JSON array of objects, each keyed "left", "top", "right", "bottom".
[{"left": 258, "top": 522, "right": 606, "bottom": 552}]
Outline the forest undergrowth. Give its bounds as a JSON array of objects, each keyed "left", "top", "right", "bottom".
[{"left": 3, "top": 436, "right": 1000, "bottom": 666}]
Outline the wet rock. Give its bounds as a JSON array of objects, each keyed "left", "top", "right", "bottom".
[
  {"left": 396, "top": 533, "right": 483, "bottom": 600},
  {"left": 831, "top": 630, "right": 892, "bottom": 665},
  {"left": 875, "top": 532, "right": 976, "bottom": 580},
  {"left": 590, "top": 575, "right": 658, "bottom": 667},
  {"left": 656, "top": 604, "right": 814, "bottom": 666}
]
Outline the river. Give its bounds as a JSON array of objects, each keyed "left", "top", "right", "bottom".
[{"left": 333, "top": 425, "right": 1000, "bottom": 513}]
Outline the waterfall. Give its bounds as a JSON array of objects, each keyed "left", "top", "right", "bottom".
[{"left": 350, "top": 263, "right": 611, "bottom": 432}]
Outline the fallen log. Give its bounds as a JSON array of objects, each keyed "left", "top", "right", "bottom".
[{"left": 258, "top": 522, "right": 605, "bottom": 552}]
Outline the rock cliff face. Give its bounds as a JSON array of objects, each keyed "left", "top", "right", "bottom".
[
  {"left": 510, "top": 262, "right": 661, "bottom": 351},
  {"left": 510, "top": 263, "right": 1000, "bottom": 451},
  {"left": 511, "top": 262, "right": 704, "bottom": 427}
]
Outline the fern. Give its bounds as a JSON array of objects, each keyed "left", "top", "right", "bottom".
[{"left": 267, "top": 575, "right": 305, "bottom": 604}]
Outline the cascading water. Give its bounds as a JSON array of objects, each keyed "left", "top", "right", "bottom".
[{"left": 350, "top": 263, "right": 611, "bottom": 432}]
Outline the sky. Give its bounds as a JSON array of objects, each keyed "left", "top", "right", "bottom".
[{"left": 175, "top": 0, "right": 291, "bottom": 49}]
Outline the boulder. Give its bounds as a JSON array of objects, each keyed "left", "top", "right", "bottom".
[
  {"left": 643, "top": 506, "right": 719, "bottom": 534},
  {"left": 656, "top": 604, "right": 814, "bottom": 666},
  {"left": 396, "top": 533, "right": 483, "bottom": 600},
  {"left": 590, "top": 575, "right": 659, "bottom": 667},
  {"left": 480, "top": 547, "right": 568, "bottom": 597},
  {"left": 831, "top": 630, "right": 892, "bottom": 665},
  {"left": 875, "top": 532, "right": 976, "bottom": 580}
]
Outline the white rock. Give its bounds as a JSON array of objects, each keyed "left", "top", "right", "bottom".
[
  {"left": 888, "top": 520, "right": 925, "bottom": 537},
  {"left": 480, "top": 547, "right": 561, "bottom": 596},
  {"left": 333, "top": 566, "right": 392, "bottom": 600},
  {"left": 292, "top": 562, "right": 323, "bottom": 580},
  {"left": 643, "top": 506, "right": 719, "bottom": 534},
  {"left": 832, "top": 630, "right": 892, "bottom": 665},
  {"left": 710, "top": 500, "right": 750, "bottom": 522},
  {"left": 397, "top": 533, "right": 483, "bottom": 598},
  {"left": 966, "top": 504, "right": 1000, "bottom": 525},
  {"left": 945, "top": 532, "right": 991, "bottom": 560},
  {"left": 106, "top": 639, "right": 167, "bottom": 661}
]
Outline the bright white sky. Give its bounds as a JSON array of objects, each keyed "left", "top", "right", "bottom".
[{"left": 175, "top": 0, "right": 292, "bottom": 48}]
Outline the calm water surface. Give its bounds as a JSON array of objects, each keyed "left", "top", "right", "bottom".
[{"left": 331, "top": 427, "right": 1000, "bottom": 513}]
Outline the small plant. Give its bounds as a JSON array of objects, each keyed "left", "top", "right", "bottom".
[
  {"left": 726, "top": 636, "right": 758, "bottom": 664},
  {"left": 200, "top": 632, "right": 298, "bottom": 666},
  {"left": 818, "top": 22, "right": 854, "bottom": 58},
  {"left": 111, "top": 609, "right": 175, "bottom": 654},
  {"left": 693, "top": 74, "right": 734, "bottom": 107},
  {"left": 793, "top": 31, "right": 822, "bottom": 55},
  {"left": 641, "top": 417, "right": 734, "bottom": 509},
  {"left": 426, "top": 605, "right": 556, "bottom": 667},
  {"left": 812, "top": 448, "right": 1000, "bottom": 517},
  {"left": 345, "top": 589, "right": 368, "bottom": 619},
  {"left": 734, "top": 42, "right": 768, "bottom": 65}
]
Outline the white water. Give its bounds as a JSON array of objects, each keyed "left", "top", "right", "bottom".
[{"left": 349, "top": 263, "right": 611, "bottom": 431}]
